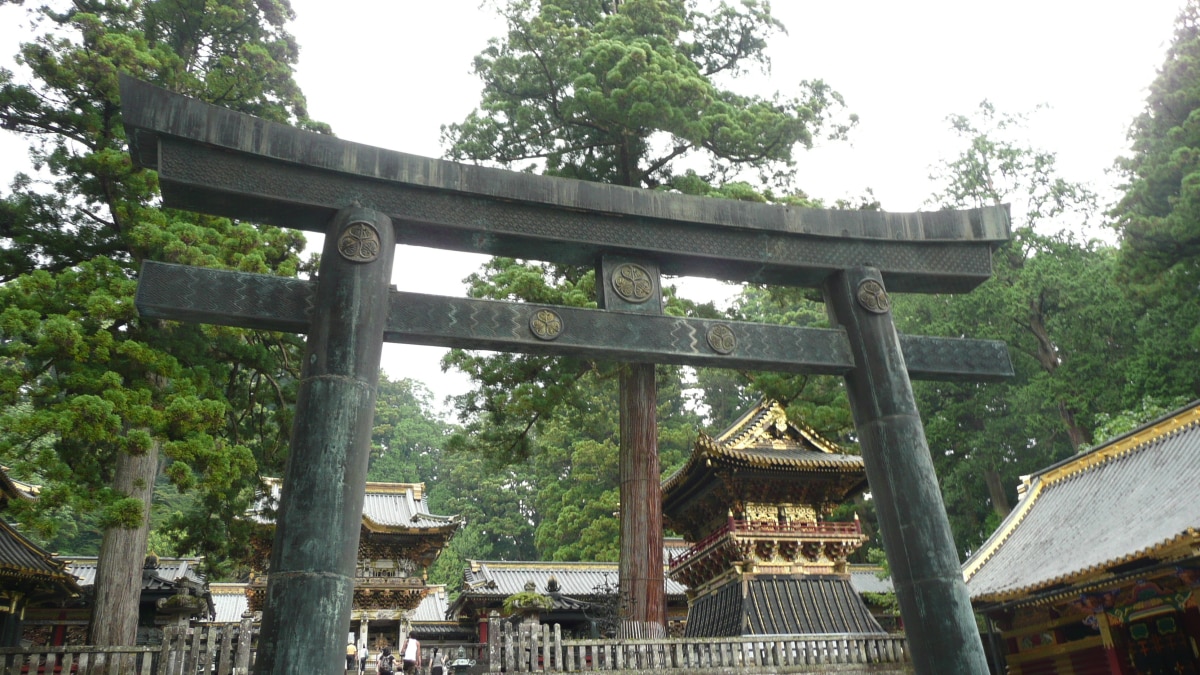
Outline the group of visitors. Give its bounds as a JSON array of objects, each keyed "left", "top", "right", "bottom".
[
  {"left": 347, "top": 637, "right": 446, "bottom": 675},
  {"left": 345, "top": 641, "right": 368, "bottom": 673}
]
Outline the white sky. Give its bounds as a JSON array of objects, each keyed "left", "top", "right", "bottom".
[{"left": 0, "top": 0, "right": 1186, "bottom": 413}]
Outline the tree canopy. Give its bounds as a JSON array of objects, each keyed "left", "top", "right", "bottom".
[
  {"left": 0, "top": 0, "right": 322, "bottom": 642},
  {"left": 443, "top": 0, "right": 853, "bottom": 190}
]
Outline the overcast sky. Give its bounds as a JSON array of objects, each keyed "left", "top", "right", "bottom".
[
  {"left": 281, "top": 0, "right": 1183, "bottom": 411},
  {"left": 0, "top": 0, "right": 1187, "bottom": 413}
]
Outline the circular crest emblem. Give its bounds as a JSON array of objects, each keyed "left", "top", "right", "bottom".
[
  {"left": 706, "top": 324, "right": 736, "bottom": 355},
  {"left": 338, "top": 221, "right": 381, "bottom": 263},
  {"left": 529, "top": 309, "right": 564, "bottom": 341},
  {"left": 611, "top": 263, "right": 654, "bottom": 303},
  {"left": 856, "top": 279, "right": 891, "bottom": 314}
]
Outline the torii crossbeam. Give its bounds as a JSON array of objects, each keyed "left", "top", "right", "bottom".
[{"left": 121, "top": 74, "right": 1006, "bottom": 675}]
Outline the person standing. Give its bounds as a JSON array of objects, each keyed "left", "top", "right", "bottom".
[
  {"left": 401, "top": 637, "right": 421, "bottom": 674},
  {"left": 359, "top": 644, "right": 369, "bottom": 673},
  {"left": 346, "top": 642, "right": 358, "bottom": 671},
  {"left": 376, "top": 647, "right": 396, "bottom": 674}
]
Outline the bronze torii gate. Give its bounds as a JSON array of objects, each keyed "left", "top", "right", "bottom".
[{"left": 119, "top": 75, "right": 1010, "bottom": 675}]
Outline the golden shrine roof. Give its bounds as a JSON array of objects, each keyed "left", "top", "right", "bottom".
[
  {"left": 0, "top": 466, "right": 39, "bottom": 505},
  {"left": 662, "top": 400, "right": 863, "bottom": 496},
  {"left": 963, "top": 400, "right": 1200, "bottom": 605}
]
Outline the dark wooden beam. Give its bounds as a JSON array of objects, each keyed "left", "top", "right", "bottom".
[
  {"left": 136, "top": 261, "right": 1013, "bottom": 381},
  {"left": 120, "top": 75, "right": 1010, "bottom": 294}
]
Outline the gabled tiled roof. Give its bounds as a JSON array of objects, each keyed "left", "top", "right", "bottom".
[
  {"left": 411, "top": 584, "right": 451, "bottom": 622},
  {"left": 0, "top": 519, "right": 81, "bottom": 599},
  {"left": 683, "top": 575, "right": 886, "bottom": 637},
  {"left": 255, "top": 478, "right": 461, "bottom": 534},
  {"left": 458, "top": 560, "right": 689, "bottom": 598},
  {"left": 0, "top": 467, "right": 39, "bottom": 505},
  {"left": 714, "top": 401, "right": 843, "bottom": 454},
  {"left": 65, "top": 556, "right": 206, "bottom": 589},
  {"left": 963, "top": 401, "right": 1200, "bottom": 604},
  {"left": 847, "top": 565, "right": 894, "bottom": 595},
  {"left": 208, "top": 583, "right": 250, "bottom": 623},
  {"left": 662, "top": 400, "right": 864, "bottom": 496}
]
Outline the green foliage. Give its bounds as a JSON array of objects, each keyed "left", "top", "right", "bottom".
[
  {"left": 898, "top": 102, "right": 1141, "bottom": 555},
  {"left": 1110, "top": 0, "right": 1200, "bottom": 404},
  {"left": 714, "top": 284, "right": 855, "bottom": 443},
  {"left": 502, "top": 590, "right": 554, "bottom": 615},
  {"left": 1114, "top": 0, "right": 1200, "bottom": 287},
  {"left": 929, "top": 101, "right": 1095, "bottom": 225},
  {"left": 1091, "top": 395, "right": 1192, "bottom": 445},
  {"left": 443, "top": 0, "right": 853, "bottom": 190},
  {"left": 368, "top": 375, "right": 451, "bottom": 485},
  {"left": 0, "top": 0, "right": 319, "bottom": 583}
]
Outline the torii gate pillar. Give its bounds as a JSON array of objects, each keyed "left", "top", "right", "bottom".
[
  {"left": 255, "top": 206, "right": 396, "bottom": 675},
  {"left": 823, "top": 267, "right": 990, "bottom": 673}
]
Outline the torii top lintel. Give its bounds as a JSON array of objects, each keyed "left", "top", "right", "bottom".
[{"left": 119, "top": 75, "right": 1010, "bottom": 293}]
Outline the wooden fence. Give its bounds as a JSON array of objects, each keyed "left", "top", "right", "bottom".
[
  {"left": 488, "top": 619, "right": 910, "bottom": 672},
  {"left": 0, "top": 618, "right": 256, "bottom": 675},
  {"left": 2, "top": 618, "right": 908, "bottom": 674}
]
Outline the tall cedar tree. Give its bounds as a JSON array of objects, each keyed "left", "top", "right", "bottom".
[
  {"left": 1112, "top": 0, "right": 1200, "bottom": 401},
  {"left": 0, "top": 0, "right": 324, "bottom": 644},
  {"left": 441, "top": 0, "right": 854, "bottom": 557}
]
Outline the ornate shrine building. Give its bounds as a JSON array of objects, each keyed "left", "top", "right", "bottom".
[
  {"left": 249, "top": 479, "right": 461, "bottom": 651},
  {"left": 662, "top": 400, "right": 884, "bottom": 637},
  {"left": 964, "top": 401, "right": 1200, "bottom": 675},
  {"left": 0, "top": 468, "right": 80, "bottom": 647}
]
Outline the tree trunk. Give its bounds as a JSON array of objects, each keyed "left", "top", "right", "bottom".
[
  {"left": 89, "top": 442, "right": 159, "bottom": 646},
  {"left": 983, "top": 469, "right": 1012, "bottom": 518},
  {"left": 617, "top": 363, "right": 665, "bottom": 638},
  {"left": 1058, "top": 401, "right": 1091, "bottom": 451},
  {"left": 1027, "top": 294, "right": 1091, "bottom": 451}
]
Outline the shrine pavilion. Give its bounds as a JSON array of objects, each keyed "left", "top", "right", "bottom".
[
  {"left": 662, "top": 400, "right": 884, "bottom": 637},
  {"left": 249, "top": 479, "right": 461, "bottom": 651},
  {"left": 964, "top": 400, "right": 1200, "bottom": 675}
]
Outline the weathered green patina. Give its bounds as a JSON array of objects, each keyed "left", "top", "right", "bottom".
[{"left": 120, "top": 74, "right": 1005, "bottom": 675}]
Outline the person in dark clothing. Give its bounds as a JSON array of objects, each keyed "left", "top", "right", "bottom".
[{"left": 376, "top": 647, "right": 396, "bottom": 675}]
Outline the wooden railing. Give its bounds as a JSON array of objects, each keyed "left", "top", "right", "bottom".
[
  {"left": 488, "top": 619, "right": 909, "bottom": 672},
  {"left": 5, "top": 617, "right": 906, "bottom": 674},
  {"left": 0, "top": 618, "right": 257, "bottom": 675},
  {"left": 668, "top": 518, "right": 865, "bottom": 571}
]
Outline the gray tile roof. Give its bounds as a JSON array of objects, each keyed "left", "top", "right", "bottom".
[
  {"left": 0, "top": 520, "right": 65, "bottom": 577},
  {"left": 255, "top": 478, "right": 460, "bottom": 531},
  {"left": 963, "top": 401, "right": 1200, "bottom": 603},
  {"left": 684, "top": 575, "right": 886, "bottom": 637},
  {"left": 461, "top": 560, "right": 689, "bottom": 598},
  {"left": 0, "top": 520, "right": 80, "bottom": 600},
  {"left": 847, "top": 566, "right": 893, "bottom": 595},
  {"left": 362, "top": 489, "right": 459, "bottom": 530},
  {"left": 411, "top": 585, "right": 451, "bottom": 622},
  {"left": 64, "top": 556, "right": 206, "bottom": 589},
  {"left": 208, "top": 583, "right": 250, "bottom": 623}
]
